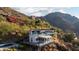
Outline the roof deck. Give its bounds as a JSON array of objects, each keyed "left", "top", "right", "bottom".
[{"left": 29, "top": 29, "right": 55, "bottom": 36}]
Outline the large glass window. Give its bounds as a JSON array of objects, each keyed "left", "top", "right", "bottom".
[
  {"left": 36, "top": 37, "right": 47, "bottom": 42},
  {"left": 32, "top": 30, "right": 53, "bottom": 35},
  {"left": 32, "top": 31, "right": 37, "bottom": 34}
]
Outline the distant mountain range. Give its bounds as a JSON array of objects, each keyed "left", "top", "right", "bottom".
[{"left": 44, "top": 12, "right": 79, "bottom": 36}]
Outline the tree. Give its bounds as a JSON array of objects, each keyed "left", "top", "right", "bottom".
[{"left": 63, "top": 33, "right": 75, "bottom": 42}]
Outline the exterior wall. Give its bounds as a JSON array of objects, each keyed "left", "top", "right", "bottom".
[
  {"left": 29, "top": 31, "right": 38, "bottom": 43},
  {"left": 29, "top": 30, "right": 54, "bottom": 44}
]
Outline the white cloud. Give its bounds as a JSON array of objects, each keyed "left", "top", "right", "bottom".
[
  {"left": 12, "top": 7, "right": 54, "bottom": 16},
  {"left": 12, "top": 7, "right": 70, "bottom": 16},
  {"left": 58, "top": 9, "right": 67, "bottom": 13}
]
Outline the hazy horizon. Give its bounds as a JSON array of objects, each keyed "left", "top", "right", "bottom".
[{"left": 12, "top": 7, "right": 79, "bottom": 18}]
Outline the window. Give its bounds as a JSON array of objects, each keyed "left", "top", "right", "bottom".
[
  {"left": 32, "top": 30, "right": 41, "bottom": 34},
  {"left": 37, "top": 30, "right": 41, "bottom": 34},
  {"left": 32, "top": 31, "right": 37, "bottom": 34},
  {"left": 36, "top": 37, "right": 46, "bottom": 42}
]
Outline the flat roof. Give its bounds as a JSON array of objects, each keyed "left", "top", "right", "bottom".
[{"left": 30, "top": 29, "right": 54, "bottom": 31}]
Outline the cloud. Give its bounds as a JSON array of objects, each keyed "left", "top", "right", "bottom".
[
  {"left": 12, "top": 7, "right": 54, "bottom": 16},
  {"left": 58, "top": 9, "right": 67, "bottom": 13},
  {"left": 12, "top": 7, "right": 69, "bottom": 16}
]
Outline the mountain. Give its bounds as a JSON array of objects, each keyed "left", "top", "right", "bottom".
[
  {"left": 44, "top": 12, "right": 79, "bottom": 35},
  {"left": 0, "top": 7, "right": 67, "bottom": 50},
  {"left": 0, "top": 7, "right": 53, "bottom": 43},
  {"left": 0, "top": 7, "right": 78, "bottom": 51}
]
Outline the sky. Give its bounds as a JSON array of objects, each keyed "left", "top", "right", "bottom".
[{"left": 12, "top": 7, "right": 79, "bottom": 18}]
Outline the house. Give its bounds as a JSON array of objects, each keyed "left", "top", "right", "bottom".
[
  {"left": 73, "top": 33, "right": 78, "bottom": 40},
  {"left": 24, "top": 29, "right": 55, "bottom": 47}
]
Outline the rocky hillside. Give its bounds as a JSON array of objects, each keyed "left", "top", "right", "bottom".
[{"left": 0, "top": 7, "right": 52, "bottom": 43}]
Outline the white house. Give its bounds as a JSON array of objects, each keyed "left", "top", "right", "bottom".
[{"left": 28, "top": 29, "right": 54, "bottom": 46}]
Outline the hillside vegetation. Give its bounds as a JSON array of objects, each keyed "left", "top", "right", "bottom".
[{"left": 0, "top": 7, "right": 54, "bottom": 43}]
